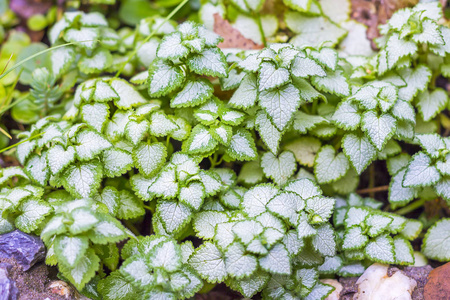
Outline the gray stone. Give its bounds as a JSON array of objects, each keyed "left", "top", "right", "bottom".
[
  {"left": 0, "top": 230, "right": 45, "bottom": 271},
  {"left": 402, "top": 265, "right": 433, "bottom": 300},
  {"left": 339, "top": 277, "right": 358, "bottom": 300},
  {"left": 0, "top": 263, "right": 18, "bottom": 300}
]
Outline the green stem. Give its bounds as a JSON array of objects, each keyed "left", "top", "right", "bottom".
[
  {"left": 123, "top": 220, "right": 141, "bottom": 236},
  {"left": 254, "top": 13, "right": 267, "bottom": 47},
  {"left": 143, "top": 204, "right": 154, "bottom": 213},
  {"left": 0, "top": 41, "right": 95, "bottom": 81},
  {"left": 113, "top": 0, "right": 189, "bottom": 79},
  {"left": 0, "top": 132, "right": 44, "bottom": 154},
  {"left": 394, "top": 198, "right": 427, "bottom": 215}
]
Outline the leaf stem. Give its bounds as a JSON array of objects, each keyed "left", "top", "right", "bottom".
[
  {"left": 123, "top": 220, "right": 141, "bottom": 236},
  {"left": 113, "top": 0, "right": 189, "bottom": 79},
  {"left": 394, "top": 198, "right": 428, "bottom": 215},
  {"left": 357, "top": 185, "right": 389, "bottom": 194},
  {"left": 0, "top": 41, "right": 96, "bottom": 81},
  {"left": 254, "top": 14, "right": 267, "bottom": 47},
  {"left": 0, "top": 132, "right": 44, "bottom": 154}
]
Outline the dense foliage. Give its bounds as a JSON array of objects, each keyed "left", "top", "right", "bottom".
[{"left": 0, "top": 0, "right": 449, "bottom": 299}]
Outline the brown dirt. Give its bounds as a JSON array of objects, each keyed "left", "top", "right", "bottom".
[{"left": 0, "top": 257, "right": 67, "bottom": 300}]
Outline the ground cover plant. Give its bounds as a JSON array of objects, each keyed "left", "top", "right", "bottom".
[{"left": 0, "top": 0, "right": 449, "bottom": 299}]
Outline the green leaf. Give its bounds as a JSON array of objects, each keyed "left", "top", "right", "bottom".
[
  {"left": 229, "top": 73, "right": 258, "bottom": 109},
  {"left": 64, "top": 27, "right": 99, "bottom": 50},
  {"left": 385, "top": 33, "right": 417, "bottom": 69},
  {"left": 121, "top": 256, "right": 153, "bottom": 288},
  {"left": 98, "top": 271, "right": 139, "bottom": 300},
  {"left": 400, "top": 219, "right": 422, "bottom": 240},
  {"left": 261, "top": 151, "right": 297, "bottom": 186},
  {"left": 342, "top": 134, "right": 377, "bottom": 174},
  {"left": 311, "top": 69, "right": 350, "bottom": 97},
  {"left": 226, "top": 129, "right": 257, "bottom": 161},
  {"left": 189, "top": 242, "right": 227, "bottom": 283},
  {"left": 81, "top": 103, "right": 109, "bottom": 133},
  {"left": 148, "top": 240, "right": 181, "bottom": 271},
  {"left": 225, "top": 242, "right": 258, "bottom": 279},
  {"left": 284, "top": 137, "right": 321, "bottom": 168},
  {"left": 259, "top": 83, "right": 301, "bottom": 131},
  {"left": 148, "top": 60, "right": 185, "bottom": 97},
  {"left": 286, "top": 12, "right": 346, "bottom": 48},
  {"left": 416, "top": 133, "right": 445, "bottom": 159},
  {"left": 93, "top": 80, "right": 119, "bottom": 103},
  {"left": 158, "top": 201, "right": 192, "bottom": 233},
  {"left": 416, "top": 89, "right": 448, "bottom": 122},
  {"left": 267, "top": 192, "right": 302, "bottom": 225},
  {"left": 389, "top": 169, "right": 417, "bottom": 207},
  {"left": 59, "top": 248, "right": 100, "bottom": 290},
  {"left": 258, "top": 62, "right": 290, "bottom": 91},
  {"left": 422, "top": 219, "right": 450, "bottom": 261},
  {"left": 133, "top": 142, "right": 167, "bottom": 177},
  {"left": 171, "top": 79, "right": 213, "bottom": 108},
  {"left": 47, "top": 145, "right": 76, "bottom": 176},
  {"left": 412, "top": 19, "right": 443, "bottom": 44},
  {"left": 75, "top": 130, "right": 112, "bottom": 161},
  {"left": 50, "top": 46, "right": 76, "bottom": 77},
  {"left": 291, "top": 55, "right": 325, "bottom": 78},
  {"left": 117, "top": 190, "right": 145, "bottom": 220},
  {"left": 15, "top": 199, "right": 52, "bottom": 233},
  {"left": 361, "top": 111, "right": 396, "bottom": 151},
  {"left": 157, "top": 32, "right": 189, "bottom": 60},
  {"left": 102, "top": 148, "right": 133, "bottom": 178},
  {"left": 259, "top": 244, "right": 291, "bottom": 275},
  {"left": 193, "top": 211, "right": 228, "bottom": 239},
  {"left": 242, "top": 185, "right": 278, "bottom": 217},
  {"left": 292, "top": 111, "right": 328, "bottom": 134},
  {"left": 55, "top": 235, "right": 89, "bottom": 267},
  {"left": 62, "top": 161, "right": 103, "bottom": 198},
  {"left": 282, "top": 0, "right": 311, "bottom": 11},
  {"left": 332, "top": 101, "right": 361, "bottom": 130},
  {"left": 314, "top": 145, "right": 349, "bottom": 184},
  {"left": 25, "top": 153, "right": 49, "bottom": 186},
  {"left": 312, "top": 223, "right": 336, "bottom": 256},
  {"left": 110, "top": 79, "right": 147, "bottom": 110},
  {"left": 365, "top": 235, "right": 395, "bottom": 264},
  {"left": 78, "top": 48, "right": 112, "bottom": 74},
  {"left": 342, "top": 226, "right": 368, "bottom": 250},
  {"left": 149, "top": 112, "right": 179, "bottom": 137},
  {"left": 403, "top": 152, "right": 441, "bottom": 187},
  {"left": 93, "top": 186, "right": 119, "bottom": 216},
  {"left": 183, "top": 125, "right": 218, "bottom": 154},
  {"left": 187, "top": 48, "right": 228, "bottom": 77},
  {"left": 68, "top": 207, "right": 99, "bottom": 235},
  {"left": 365, "top": 213, "right": 392, "bottom": 237},
  {"left": 393, "top": 237, "right": 414, "bottom": 265},
  {"left": 398, "top": 66, "right": 431, "bottom": 102}
]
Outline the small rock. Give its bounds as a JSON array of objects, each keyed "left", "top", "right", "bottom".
[
  {"left": 338, "top": 277, "right": 358, "bottom": 299},
  {"left": 0, "top": 230, "right": 45, "bottom": 271},
  {"left": 354, "top": 263, "right": 417, "bottom": 300},
  {"left": 0, "top": 263, "right": 19, "bottom": 300},
  {"left": 320, "top": 279, "right": 342, "bottom": 300},
  {"left": 424, "top": 262, "right": 450, "bottom": 300},
  {"left": 402, "top": 265, "right": 433, "bottom": 300},
  {"left": 48, "top": 280, "right": 73, "bottom": 299}
]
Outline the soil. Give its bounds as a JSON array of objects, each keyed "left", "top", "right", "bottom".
[{"left": 0, "top": 257, "right": 67, "bottom": 300}]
